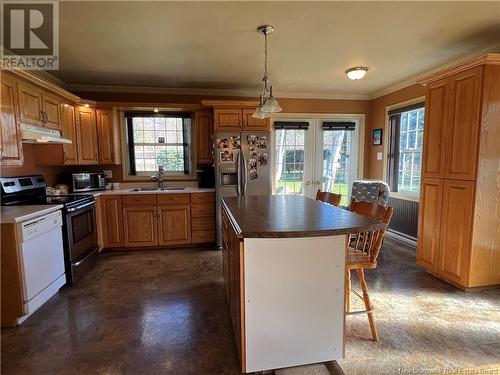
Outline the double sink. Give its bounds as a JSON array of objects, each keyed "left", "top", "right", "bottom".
[{"left": 130, "top": 187, "right": 185, "bottom": 192}]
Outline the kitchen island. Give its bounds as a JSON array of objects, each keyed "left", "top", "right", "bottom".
[{"left": 221, "top": 195, "right": 387, "bottom": 373}]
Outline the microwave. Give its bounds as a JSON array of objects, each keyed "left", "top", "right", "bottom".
[{"left": 72, "top": 173, "right": 106, "bottom": 192}]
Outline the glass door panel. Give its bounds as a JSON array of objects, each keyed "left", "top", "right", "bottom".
[{"left": 273, "top": 121, "right": 315, "bottom": 197}]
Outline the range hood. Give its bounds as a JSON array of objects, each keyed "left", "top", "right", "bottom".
[{"left": 21, "top": 124, "right": 72, "bottom": 144}]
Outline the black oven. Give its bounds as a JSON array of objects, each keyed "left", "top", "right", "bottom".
[{"left": 63, "top": 199, "right": 99, "bottom": 284}]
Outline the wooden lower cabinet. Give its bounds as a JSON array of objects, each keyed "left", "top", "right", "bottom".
[
  {"left": 438, "top": 180, "right": 475, "bottom": 285},
  {"left": 416, "top": 178, "right": 443, "bottom": 271},
  {"left": 417, "top": 178, "right": 475, "bottom": 288},
  {"left": 99, "top": 193, "right": 215, "bottom": 249},
  {"left": 123, "top": 206, "right": 158, "bottom": 247},
  {"left": 101, "top": 196, "right": 124, "bottom": 248},
  {"left": 158, "top": 205, "right": 191, "bottom": 245},
  {"left": 221, "top": 207, "right": 245, "bottom": 369}
]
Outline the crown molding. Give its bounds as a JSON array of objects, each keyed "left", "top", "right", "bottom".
[
  {"left": 370, "top": 44, "right": 500, "bottom": 99},
  {"left": 66, "top": 83, "right": 371, "bottom": 101}
]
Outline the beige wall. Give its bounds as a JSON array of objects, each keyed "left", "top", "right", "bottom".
[{"left": 365, "top": 84, "right": 426, "bottom": 180}]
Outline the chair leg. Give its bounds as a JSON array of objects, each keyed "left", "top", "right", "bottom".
[
  {"left": 356, "top": 268, "right": 378, "bottom": 342},
  {"left": 345, "top": 269, "right": 351, "bottom": 313}
]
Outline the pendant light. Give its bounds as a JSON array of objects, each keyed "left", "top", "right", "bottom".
[{"left": 253, "top": 25, "right": 282, "bottom": 119}]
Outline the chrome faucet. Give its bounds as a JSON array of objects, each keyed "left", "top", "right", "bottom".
[{"left": 150, "top": 166, "right": 167, "bottom": 189}]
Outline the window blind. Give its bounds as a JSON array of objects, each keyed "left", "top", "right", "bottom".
[
  {"left": 273, "top": 121, "right": 310, "bottom": 130},
  {"left": 321, "top": 121, "right": 355, "bottom": 131}
]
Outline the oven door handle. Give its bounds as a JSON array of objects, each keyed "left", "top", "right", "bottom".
[{"left": 66, "top": 201, "right": 95, "bottom": 213}]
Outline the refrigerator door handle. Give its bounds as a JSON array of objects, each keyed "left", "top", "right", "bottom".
[
  {"left": 237, "top": 150, "right": 242, "bottom": 196},
  {"left": 242, "top": 149, "right": 247, "bottom": 196}
]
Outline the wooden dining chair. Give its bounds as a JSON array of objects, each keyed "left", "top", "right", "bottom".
[
  {"left": 316, "top": 190, "right": 342, "bottom": 207},
  {"left": 345, "top": 198, "right": 394, "bottom": 342}
]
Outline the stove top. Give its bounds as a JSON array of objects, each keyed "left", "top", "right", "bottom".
[{"left": 1, "top": 194, "right": 94, "bottom": 207}]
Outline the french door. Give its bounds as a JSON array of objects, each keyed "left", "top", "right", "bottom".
[{"left": 272, "top": 117, "right": 360, "bottom": 207}]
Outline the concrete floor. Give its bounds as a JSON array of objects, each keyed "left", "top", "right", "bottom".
[{"left": 1, "top": 239, "right": 499, "bottom": 375}]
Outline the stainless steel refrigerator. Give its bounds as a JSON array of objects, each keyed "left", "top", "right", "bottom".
[{"left": 214, "top": 131, "right": 272, "bottom": 247}]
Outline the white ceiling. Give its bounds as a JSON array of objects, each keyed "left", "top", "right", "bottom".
[{"left": 53, "top": 1, "right": 500, "bottom": 98}]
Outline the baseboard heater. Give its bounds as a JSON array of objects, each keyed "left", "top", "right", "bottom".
[{"left": 388, "top": 197, "right": 419, "bottom": 241}]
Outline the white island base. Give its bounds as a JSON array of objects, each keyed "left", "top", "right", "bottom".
[{"left": 243, "top": 236, "right": 345, "bottom": 373}]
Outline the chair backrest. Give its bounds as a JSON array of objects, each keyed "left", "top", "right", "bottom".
[
  {"left": 316, "top": 190, "right": 342, "bottom": 207},
  {"left": 349, "top": 198, "right": 394, "bottom": 263},
  {"left": 351, "top": 180, "right": 390, "bottom": 206}
]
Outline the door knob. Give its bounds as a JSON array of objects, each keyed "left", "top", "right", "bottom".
[
  {"left": 305, "top": 181, "right": 312, "bottom": 186},
  {"left": 315, "top": 180, "right": 322, "bottom": 185}
]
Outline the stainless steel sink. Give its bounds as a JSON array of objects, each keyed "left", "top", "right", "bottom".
[{"left": 130, "top": 187, "right": 185, "bottom": 192}]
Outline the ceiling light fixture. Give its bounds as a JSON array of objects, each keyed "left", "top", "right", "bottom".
[
  {"left": 153, "top": 108, "right": 159, "bottom": 113},
  {"left": 345, "top": 66, "right": 368, "bottom": 80},
  {"left": 84, "top": 103, "right": 90, "bottom": 108},
  {"left": 253, "top": 25, "right": 282, "bottom": 119}
]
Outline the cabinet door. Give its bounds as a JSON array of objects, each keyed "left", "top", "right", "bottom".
[
  {"left": 75, "top": 106, "right": 99, "bottom": 164},
  {"left": 101, "top": 196, "right": 124, "bottom": 248},
  {"left": 445, "top": 67, "right": 483, "bottom": 181},
  {"left": 60, "top": 104, "right": 78, "bottom": 164},
  {"left": 158, "top": 205, "right": 191, "bottom": 245},
  {"left": 416, "top": 178, "right": 443, "bottom": 271},
  {"left": 438, "top": 180, "right": 475, "bottom": 286},
  {"left": 96, "top": 109, "right": 114, "bottom": 165},
  {"left": 214, "top": 108, "right": 242, "bottom": 131},
  {"left": 41, "top": 92, "right": 61, "bottom": 130},
  {"left": 242, "top": 108, "right": 269, "bottom": 131},
  {"left": 195, "top": 111, "right": 213, "bottom": 165},
  {"left": 17, "top": 81, "right": 43, "bottom": 126},
  {"left": 0, "top": 75, "right": 23, "bottom": 166},
  {"left": 123, "top": 207, "right": 158, "bottom": 247},
  {"left": 422, "top": 80, "right": 448, "bottom": 178}
]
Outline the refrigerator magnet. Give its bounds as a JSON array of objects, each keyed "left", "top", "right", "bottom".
[
  {"left": 220, "top": 150, "right": 234, "bottom": 163},
  {"left": 256, "top": 141, "right": 267, "bottom": 149},
  {"left": 249, "top": 147, "right": 257, "bottom": 157},
  {"left": 258, "top": 153, "right": 268, "bottom": 166},
  {"left": 247, "top": 135, "right": 258, "bottom": 146},
  {"left": 248, "top": 159, "right": 257, "bottom": 168},
  {"left": 230, "top": 136, "right": 241, "bottom": 149},
  {"left": 249, "top": 169, "right": 258, "bottom": 180},
  {"left": 216, "top": 138, "right": 229, "bottom": 149}
]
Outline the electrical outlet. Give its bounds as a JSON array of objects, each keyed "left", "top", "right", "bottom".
[
  {"left": 377, "top": 152, "right": 383, "bottom": 161},
  {"left": 103, "top": 170, "right": 113, "bottom": 178}
]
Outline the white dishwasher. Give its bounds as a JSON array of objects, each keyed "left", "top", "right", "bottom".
[{"left": 17, "top": 210, "right": 66, "bottom": 324}]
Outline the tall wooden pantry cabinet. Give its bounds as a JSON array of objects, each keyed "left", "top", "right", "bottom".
[{"left": 416, "top": 54, "right": 500, "bottom": 289}]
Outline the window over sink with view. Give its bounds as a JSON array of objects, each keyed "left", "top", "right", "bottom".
[{"left": 125, "top": 112, "right": 193, "bottom": 178}]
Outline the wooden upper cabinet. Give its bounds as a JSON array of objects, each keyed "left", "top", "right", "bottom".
[
  {"left": 195, "top": 110, "right": 213, "bottom": 165},
  {"left": 41, "top": 92, "right": 61, "bottom": 130},
  {"left": 242, "top": 108, "right": 270, "bottom": 131},
  {"left": 422, "top": 80, "right": 448, "bottom": 178},
  {"left": 158, "top": 204, "right": 191, "bottom": 245},
  {"left": 17, "top": 81, "right": 43, "bottom": 126},
  {"left": 0, "top": 74, "right": 23, "bottom": 166},
  {"left": 101, "top": 196, "right": 124, "bottom": 248},
  {"left": 123, "top": 206, "right": 158, "bottom": 247},
  {"left": 214, "top": 108, "right": 242, "bottom": 131},
  {"left": 75, "top": 106, "right": 99, "bottom": 165},
  {"left": 416, "top": 178, "right": 443, "bottom": 271},
  {"left": 438, "top": 180, "right": 475, "bottom": 285},
  {"left": 96, "top": 109, "right": 114, "bottom": 165},
  {"left": 444, "top": 67, "right": 483, "bottom": 181},
  {"left": 60, "top": 104, "right": 78, "bottom": 164}
]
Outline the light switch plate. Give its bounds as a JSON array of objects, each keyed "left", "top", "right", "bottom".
[
  {"left": 103, "top": 169, "right": 113, "bottom": 178},
  {"left": 377, "top": 152, "right": 383, "bottom": 161}
]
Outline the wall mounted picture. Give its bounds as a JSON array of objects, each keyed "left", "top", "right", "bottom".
[
  {"left": 372, "top": 129, "right": 383, "bottom": 146},
  {"left": 219, "top": 150, "right": 234, "bottom": 162}
]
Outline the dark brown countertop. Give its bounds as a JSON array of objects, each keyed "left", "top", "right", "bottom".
[{"left": 222, "top": 195, "right": 387, "bottom": 238}]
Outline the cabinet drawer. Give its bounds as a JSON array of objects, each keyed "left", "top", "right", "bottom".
[
  {"left": 191, "top": 192, "right": 215, "bottom": 203},
  {"left": 191, "top": 203, "right": 215, "bottom": 217},
  {"left": 122, "top": 194, "right": 157, "bottom": 206},
  {"left": 192, "top": 216, "right": 215, "bottom": 230},
  {"left": 192, "top": 230, "right": 215, "bottom": 244},
  {"left": 157, "top": 193, "right": 190, "bottom": 204}
]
